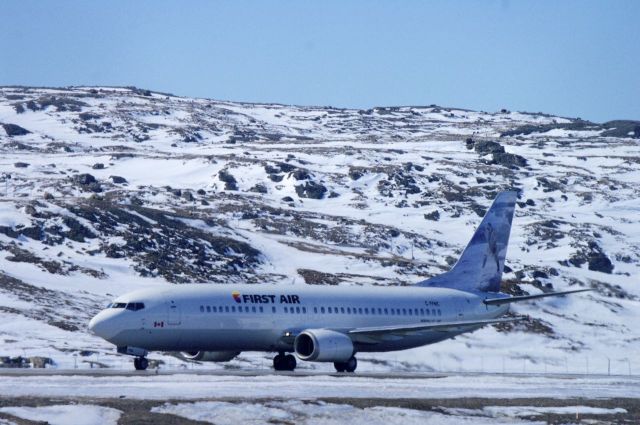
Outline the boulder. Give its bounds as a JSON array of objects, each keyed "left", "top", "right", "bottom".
[
  {"left": 218, "top": 169, "right": 238, "bottom": 191},
  {"left": 474, "top": 140, "right": 504, "bottom": 155},
  {"left": 109, "top": 175, "right": 128, "bottom": 184},
  {"left": 424, "top": 210, "right": 440, "bottom": 221},
  {"left": 2, "top": 123, "right": 30, "bottom": 136},
  {"left": 295, "top": 181, "right": 327, "bottom": 199},
  {"left": 492, "top": 152, "right": 527, "bottom": 168}
]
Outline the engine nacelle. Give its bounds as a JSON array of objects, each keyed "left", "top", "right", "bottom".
[
  {"left": 181, "top": 351, "right": 240, "bottom": 362},
  {"left": 294, "top": 329, "right": 354, "bottom": 362}
]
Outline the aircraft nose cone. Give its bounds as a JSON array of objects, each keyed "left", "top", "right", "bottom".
[{"left": 88, "top": 311, "right": 116, "bottom": 340}]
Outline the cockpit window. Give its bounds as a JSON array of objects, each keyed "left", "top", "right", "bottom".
[
  {"left": 111, "top": 303, "right": 127, "bottom": 309},
  {"left": 126, "top": 302, "right": 145, "bottom": 311}
]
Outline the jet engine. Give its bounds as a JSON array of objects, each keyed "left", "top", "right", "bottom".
[
  {"left": 294, "top": 329, "right": 354, "bottom": 362},
  {"left": 181, "top": 351, "right": 240, "bottom": 362}
]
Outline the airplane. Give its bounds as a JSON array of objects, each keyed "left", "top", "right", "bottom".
[{"left": 88, "top": 191, "right": 590, "bottom": 372}]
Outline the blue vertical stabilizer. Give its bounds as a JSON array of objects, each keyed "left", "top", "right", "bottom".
[{"left": 417, "top": 191, "right": 517, "bottom": 293}]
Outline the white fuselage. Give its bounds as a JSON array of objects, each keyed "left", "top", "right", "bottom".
[{"left": 89, "top": 284, "right": 509, "bottom": 354}]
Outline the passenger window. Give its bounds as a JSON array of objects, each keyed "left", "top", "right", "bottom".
[
  {"left": 438, "top": 309, "right": 442, "bottom": 316},
  {"left": 420, "top": 308, "right": 424, "bottom": 316},
  {"left": 426, "top": 309, "right": 430, "bottom": 316},
  {"left": 414, "top": 308, "right": 419, "bottom": 316},
  {"left": 384, "top": 308, "right": 388, "bottom": 315},
  {"left": 321, "top": 307, "right": 325, "bottom": 314},
  {"left": 291, "top": 307, "right": 295, "bottom": 314},
  {"left": 340, "top": 307, "right": 345, "bottom": 314},
  {"left": 314, "top": 307, "right": 318, "bottom": 314},
  {"left": 284, "top": 306, "right": 288, "bottom": 313},
  {"left": 391, "top": 309, "right": 395, "bottom": 316},
  {"left": 272, "top": 306, "right": 276, "bottom": 313},
  {"left": 347, "top": 307, "right": 351, "bottom": 314},
  {"left": 259, "top": 306, "right": 264, "bottom": 313},
  {"left": 408, "top": 309, "right": 413, "bottom": 316},
  {"left": 378, "top": 308, "right": 382, "bottom": 315},
  {"left": 328, "top": 307, "right": 332, "bottom": 314},
  {"left": 302, "top": 307, "right": 307, "bottom": 313},
  {"left": 295, "top": 307, "right": 300, "bottom": 314},
  {"left": 225, "top": 306, "right": 230, "bottom": 313},
  {"left": 232, "top": 306, "right": 237, "bottom": 313},
  {"left": 252, "top": 306, "right": 257, "bottom": 313},
  {"left": 358, "top": 308, "right": 363, "bottom": 314},
  {"left": 212, "top": 306, "right": 217, "bottom": 313},
  {"left": 200, "top": 306, "right": 204, "bottom": 313}
]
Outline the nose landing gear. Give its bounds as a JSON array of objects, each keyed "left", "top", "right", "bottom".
[
  {"left": 133, "top": 356, "right": 149, "bottom": 371},
  {"left": 273, "top": 352, "right": 297, "bottom": 371}
]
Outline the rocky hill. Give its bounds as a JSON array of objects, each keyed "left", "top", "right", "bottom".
[{"left": 0, "top": 86, "right": 638, "bottom": 372}]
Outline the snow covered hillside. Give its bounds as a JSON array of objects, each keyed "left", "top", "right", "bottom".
[{"left": 0, "top": 86, "right": 638, "bottom": 372}]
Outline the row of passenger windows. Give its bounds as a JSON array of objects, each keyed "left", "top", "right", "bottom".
[{"left": 198, "top": 305, "right": 442, "bottom": 317}]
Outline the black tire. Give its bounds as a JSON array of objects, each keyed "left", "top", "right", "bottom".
[
  {"left": 134, "top": 357, "right": 148, "bottom": 371},
  {"left": 284, "top": 354, "right": 297, "bottom": 371},
  {"left": 334, "top": 362, "right": 346, "bottom": 373},
  {"left": 273, "top": 354, "right": 285, "bottom": 371},
  {"left": 345, "top": 356, "right": 357, "bottom": 373}
]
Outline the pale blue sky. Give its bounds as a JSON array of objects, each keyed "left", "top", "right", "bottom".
[{"left": 1, "top": 1, "right": 639, "bottom": 122}]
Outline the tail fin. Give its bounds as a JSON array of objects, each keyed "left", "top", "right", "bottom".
[{"left": 417, "top": 191, "right": 517, "bottom": 293}]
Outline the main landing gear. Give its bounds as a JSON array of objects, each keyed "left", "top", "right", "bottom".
[
  {"left": 334, "top": 356, "right": 357, "bottom": 373},
  {"left": 133, "top": 356, "right": 149, "bottom": 371},
  {"left": 273, "top": 352, "right": 297, "bottom": 371}
]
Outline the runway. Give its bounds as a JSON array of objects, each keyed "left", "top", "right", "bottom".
[
  {"left": 0, "top": 367, "right": 638, "bottom": 381},
  {"left": 0, "top": 369, "right": 638, "bottom": 423}
]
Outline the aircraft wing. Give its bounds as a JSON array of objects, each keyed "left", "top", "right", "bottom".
[
  {"left": 348, "top": 316, "right": 526, "bottom": 337},
  {"left": 483, "top": 288, "right": 591, "bottom": 306}
]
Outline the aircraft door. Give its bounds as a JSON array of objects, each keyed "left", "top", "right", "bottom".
[{"left": 167, "top": 300, "right": 181, "bottom": 326}]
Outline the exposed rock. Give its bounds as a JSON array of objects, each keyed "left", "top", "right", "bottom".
[
  {"left": 218, "top": 169, "right": 238, "bottom": 191},
  {"left": 248, "top": 183, "right": 268, "bottom": 194},
  {"left": 491, "top": 152, "right": 527, "bottom": 168},
  {"left": 290, "top": 169, "right": 311, "bottom": 181},
  {"left": 14, "top": 162, "right": 29, "bottom": 168},
  {"left": 348, "top": 167, "right": 365, "bottom": 180},
  {"left": 424, "top": 210, "right": 440, "bottom": 221},
  {"left": 295, "top": 181, "right": 327, "bottom": 199},
  {"left": 2, "top": 123, "right": 30, "bottom": 136},
  {"left": 109, "top": 175, "right": 128, "bottom": 184},
  {"left": 474, "top": 140, "right": 504, "bottom": 155},
  {"left": 92, "top": 163, "right": 105, "bottom": 170}
]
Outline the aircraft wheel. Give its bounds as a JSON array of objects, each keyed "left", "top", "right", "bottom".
[
  {"left": 273, "top": 353, "right": 285, "bottom": 371},
  {"left": 284, "top": 354, "right": 297, "bottom": 371},
  {"left": 345, "top": 356, "right": 357, "bottom": 373},
  {"left": 334, "top": 362, "right": 346, "bottom": 373},
  {"left": 134, "top": 357, "right": 149, "bottom": 371}
]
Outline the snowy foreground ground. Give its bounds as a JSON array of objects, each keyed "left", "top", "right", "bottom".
[{"left": 0, "top": 372, "right": 638, "bottom": 424}]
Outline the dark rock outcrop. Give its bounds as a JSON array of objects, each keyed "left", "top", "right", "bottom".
[
  {"left": 218, "top": 169, "right": 238, "bottom": 191},
  {"left": 474, "top": 140, "right": 504, "bottom": 155},
  {"left": 2, "top": 123, "right": 30, "bottom": 136},
  {"left": 295, "top": 181, "right": 327, "bottom": 199}
]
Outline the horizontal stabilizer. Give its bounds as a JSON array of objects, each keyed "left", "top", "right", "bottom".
[
  {"left": 483, "top": 288, "right": 591, "bottom": 306},
  {"left": 349, "top": 316, "right": 526, "bottom": 336}
]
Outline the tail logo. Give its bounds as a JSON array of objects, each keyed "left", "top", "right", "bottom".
[{"left": 232, "top": 291, "right": 242, "bottom": 303}]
